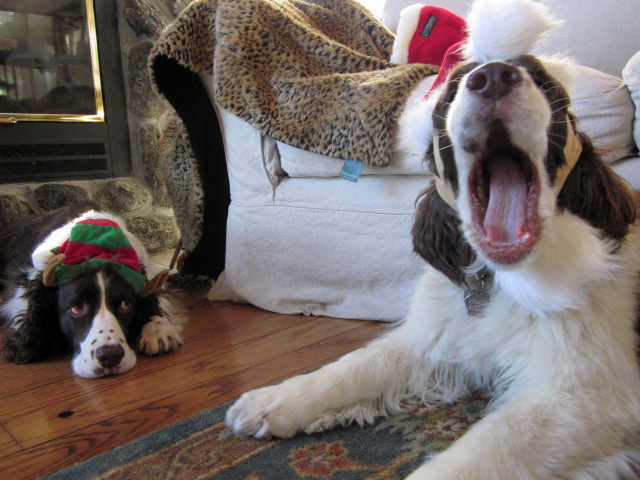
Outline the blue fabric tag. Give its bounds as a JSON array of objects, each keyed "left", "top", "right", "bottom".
[{"left": 340, "top": 159, "right": 363, "bottom": 183}]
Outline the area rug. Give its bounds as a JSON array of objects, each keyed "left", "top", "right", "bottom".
[{"left": 43, "top": 394, "right": 488, "bottom": 480}]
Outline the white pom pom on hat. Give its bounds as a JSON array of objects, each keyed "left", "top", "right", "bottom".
[{"left": 391, "top": 0, "right": 561, "bottom": 97}]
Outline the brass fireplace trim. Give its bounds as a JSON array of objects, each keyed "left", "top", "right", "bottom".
[{"left": 0, "top": 0, "right": 105, "bottom": 123}]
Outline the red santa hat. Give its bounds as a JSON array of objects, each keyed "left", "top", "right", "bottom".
[
  {"left": 392, "top": 1, "right": 564, "bottom": 174},
  {"left": 391, "top": 1, "right": 562, "bottom": 97},
  {"left": 390, "top": 4, "right": 468, "bottom": 97}
]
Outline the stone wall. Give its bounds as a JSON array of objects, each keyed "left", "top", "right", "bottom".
[
  {"left": 119, "top": 0, "right": 191, "bottom": 207},
  {"left": 0, "top": 178, "right": 179, "bottom": 253}
]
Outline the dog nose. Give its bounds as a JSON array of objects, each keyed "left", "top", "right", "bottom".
[
  {"left": 95, "top": 344, "right": 125, "bottom": 369},
  {"left": 466, "top": 62, "right": 523, "bottom": 99}
]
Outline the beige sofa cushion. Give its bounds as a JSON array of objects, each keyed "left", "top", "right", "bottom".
[{"left": 570, "top": 65, "right": 636, "bottom": 164}]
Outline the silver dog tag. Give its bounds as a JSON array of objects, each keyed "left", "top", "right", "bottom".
[{"left": 464, "top": 270, "right": 493, "bottom": 317}]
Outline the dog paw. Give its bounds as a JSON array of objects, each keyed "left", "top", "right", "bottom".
[
  {"left": 3, "top": 334, "right": 39, "bottom": 364},
  {"left": 226, "top": 384, "right": 310, "bottom": 439},
  {"left": 138, "top": 318, "right": 183, "bottom": 355}
]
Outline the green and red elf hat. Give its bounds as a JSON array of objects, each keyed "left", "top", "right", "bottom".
[{"left": 48, "top": 218, "right": 147, "bottom": 295}]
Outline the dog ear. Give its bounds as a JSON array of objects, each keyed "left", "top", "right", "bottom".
[
  {"left": 3, "top": 277, "right": 68, "bottom": 364},
  {"left": 557, "top": 134, "right": 638, "bottom": 244},
  {"left": 411, "top": 182, "right": 476, "bottom": 286}
]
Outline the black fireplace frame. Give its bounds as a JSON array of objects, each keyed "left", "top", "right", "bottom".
[{"left": 0, "top": 1, "right": 130, "bottom": 183}]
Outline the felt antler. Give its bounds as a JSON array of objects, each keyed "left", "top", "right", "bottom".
[
  {"left": 139, "top": 269, "right": 169, "bottom": 297},
  {"left": 139, "top": 237, "right": 183, "bottom": 298},
  {"left": 42, "top": 254, "right": 66, "bottom": 287}
]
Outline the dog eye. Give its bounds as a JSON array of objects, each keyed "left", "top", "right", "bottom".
[
  {"left": 119, "top": 300, "right": 132, "bottom": 312},
  {"left": 70, "top": 303, "right": 87, "bottom": 316}
]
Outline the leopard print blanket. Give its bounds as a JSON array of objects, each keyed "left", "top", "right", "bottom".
[
  {"left": 150, "top": 0, "right": 437, "bottom": 277},
  {"left": 151, "top": 0, "right": 436, "bottom": 167}
]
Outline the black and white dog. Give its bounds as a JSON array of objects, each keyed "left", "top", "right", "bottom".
[
  {"left": 0, "top": 201, "right": 182, "bottom": 378},
  {"left": 227, "top": 1, "right": 640, "bottom": 478}
]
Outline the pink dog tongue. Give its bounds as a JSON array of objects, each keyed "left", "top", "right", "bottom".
[{"left": 484, "top": 157, "right": 528, "bottom": 244}]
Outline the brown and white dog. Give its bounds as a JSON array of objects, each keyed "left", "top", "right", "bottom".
[
  {"left": 0, "top": 201, "right": 183, "bottom": 378},
  {"left": 226, "top": 1, "right": 640, "bottom": 478}
]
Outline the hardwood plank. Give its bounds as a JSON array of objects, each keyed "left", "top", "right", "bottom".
[
  {"left": 0, "top": 337, "right": 72, "bottom": 400},
  {"left": 0, "top": 301, "right": 308, "bottom": 406},
  {"left": 0, "top": 321, "right": 383, "bottom": 480},
  {"left": 0, "top": 424, "right": 20, "bottom": 457},
  {"left": 0, "top": 306, "right": 319, "bottom": 422},
  {"left": 0, "top": 299, "right": 256, "bottom": 400},
  {"left": 2, "top": 315, "right": 370, "bottom": 448},
  {"left": 0, "top": 285, "right": 390, "bottom": 480}
]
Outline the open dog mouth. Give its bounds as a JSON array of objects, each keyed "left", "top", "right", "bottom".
[{"left": 469, "top": 132, "right": 540, "bottom": 265}]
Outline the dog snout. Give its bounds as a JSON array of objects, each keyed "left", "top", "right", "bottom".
[
  {"left": 95, "top": 344, "right": 125, "bottom": 369},
  {"left": 466, "top": 62, "right": 523, "bottom": 100}
]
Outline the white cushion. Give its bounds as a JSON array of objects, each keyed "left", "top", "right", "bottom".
[
  {"left": 277, "top": 141, "right": 430, "bottom": 178},
  {"left": 570, "top": 65, "right": 636, "bottom": 164},
  {"left": 622, "top": 50, "right": 640, "bottom": 149},
  {"left": 203, "top": 92, "right": 430, "bottom": 320},
  {"left": 211, "top": 183, "right": 428, "bottom": 321}
]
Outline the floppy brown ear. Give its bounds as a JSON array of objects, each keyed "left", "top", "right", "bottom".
[
  {"left": 557, "top": 134, "right": 638, "bottom": 244},
  {"left": 411, "top": 182, "right": 476, "bottom": 286}
]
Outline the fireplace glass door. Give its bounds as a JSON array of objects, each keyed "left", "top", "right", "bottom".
[{"left": 0, "top": 0, "right": 103, "bottom": 122}]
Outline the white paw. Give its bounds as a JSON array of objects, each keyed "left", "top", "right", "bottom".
[
  {"left": 138, "top": 318, "right": 183, "bottom": 355},
  {"left": 226, "top": 383, "right": 313, "bottom": 439}
]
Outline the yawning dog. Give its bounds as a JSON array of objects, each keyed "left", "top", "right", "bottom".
[
  {"left": 226, "top": 1, "right": 640, "bottom": 478},
  {"left": 0, "top": 201, "right": 183, "bottom": 378}
]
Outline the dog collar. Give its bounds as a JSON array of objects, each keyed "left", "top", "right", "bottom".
[{"left": 432, "top": 117, "right": 583, "bottom": 210}]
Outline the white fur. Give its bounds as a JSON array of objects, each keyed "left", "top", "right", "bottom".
[
  {"left": 495, "top": 212, "right": 619, "bottom": 315},
  {"left": 70, "top": 277, "right": 182, "bottom": 379},
  {"left": 395, "top": 76, "right": 439, "bottom": 159},
  {"left": 390, "top": 4, "right": 424, "bottom": 65},
  {"left": 394, "top": 0, "right": 572, "bottom": 158},
  {"left": 72, "top": 273, "right": 137, "bottom": 379},
  {"left": 464, "top": 0, "right": 561, "bottom": 63},
  {"left": 227, "top": 222, "right": 640, "bottom": 478},
  {"left": 447, "top": 61, "right": 556, "bottom": 268},
  {"left": 226, "top": 1, "right": 640, "bottom": 476}
]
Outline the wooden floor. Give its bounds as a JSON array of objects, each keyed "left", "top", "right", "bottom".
[{"left": 0, "top": 287, "right": 385, "bottom": 479}]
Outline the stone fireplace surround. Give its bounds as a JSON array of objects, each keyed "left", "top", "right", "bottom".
[{"left": 0, "top": 0, "right": 189, "bottom": 253}]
